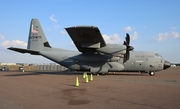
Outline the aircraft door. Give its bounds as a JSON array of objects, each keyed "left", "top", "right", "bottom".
[
  {"left": 135, "top": 60, "right": 145, "bottom": 71},
  {"left": 125, "top": 59, "right": 142, "bottom": 71}
]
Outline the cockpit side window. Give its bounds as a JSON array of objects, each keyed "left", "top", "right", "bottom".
[{"left": 155, "top": 53, "right": 163, "bottom": 59}]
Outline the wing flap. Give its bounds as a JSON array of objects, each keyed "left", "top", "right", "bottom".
[{"left": 8, "top": 47, "right": 40, "bottom": 55}]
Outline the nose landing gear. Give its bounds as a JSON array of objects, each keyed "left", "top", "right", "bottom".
[{"left": 149, "top": 71, "right": 155, "bottom": 76}]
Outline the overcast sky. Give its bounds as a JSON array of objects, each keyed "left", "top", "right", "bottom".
[{"left": 0, "top": 0, "right": 180, "bottom": 63}]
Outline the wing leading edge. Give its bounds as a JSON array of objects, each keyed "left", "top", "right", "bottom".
[{"left": 65, "top": 26, "right": 106, "bottom": 53}]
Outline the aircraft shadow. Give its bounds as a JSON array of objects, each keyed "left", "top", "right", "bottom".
[
  {"left": 3, "top": 70, "right": 83, "bottom": 77},
  {"left": 3, "top": 70, "right": 148, "bottom": 77},
  {"left": 107, "top": 72, "right": 149, "bottom": 76}
]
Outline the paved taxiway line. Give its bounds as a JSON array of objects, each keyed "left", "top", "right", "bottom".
[{"left": 0, "top": 69, "right": 180, "bottom": 109}]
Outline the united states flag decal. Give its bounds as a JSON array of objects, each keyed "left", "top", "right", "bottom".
[
  {"left": 32, "top": 29, "right": 38, "bottom": 33},
  {"left": 31, "top": 24, "right": 38, "bottom": 33}
]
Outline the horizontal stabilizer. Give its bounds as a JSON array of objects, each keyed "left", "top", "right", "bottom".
[{"left": 8, "top": 47, "right": 39, "bottom": 55}]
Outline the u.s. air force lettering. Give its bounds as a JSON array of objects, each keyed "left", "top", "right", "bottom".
[{"left": 30, "top": 36, "right": 42, "bottom": 41}]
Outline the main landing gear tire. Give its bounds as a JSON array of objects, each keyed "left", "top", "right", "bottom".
[
  {"left": 93, "top": 72, "right": 96, "bottom": 75},
  {"left": 101, "top": 73, "right": 107, "bottom": 75},
  {"left": 149, "top": 72, "right": 155, "bottom": 76}
]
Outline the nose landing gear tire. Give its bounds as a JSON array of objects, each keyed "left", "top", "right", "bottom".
[{"left": 149, "top": 72, "right": 155, "bottom": 76}]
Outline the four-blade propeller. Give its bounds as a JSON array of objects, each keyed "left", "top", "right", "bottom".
[{"left": 123, "top": 33, "right": 134, "bottom": 62}]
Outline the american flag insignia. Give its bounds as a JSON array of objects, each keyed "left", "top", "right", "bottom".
[
  {"left": 32, "top": 29, "right": 38, "bottom": 33},
  {"left": 31, "top": 24, "right": 38, "bottom": 33}
]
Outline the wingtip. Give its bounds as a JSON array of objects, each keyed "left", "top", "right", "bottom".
[{"left": 7, "top": 47, "right": 13, "bottom": 49}]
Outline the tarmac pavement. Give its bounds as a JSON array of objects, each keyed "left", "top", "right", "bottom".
[{"left": 0, "top": 69, "right": 180, "bottom": 109}]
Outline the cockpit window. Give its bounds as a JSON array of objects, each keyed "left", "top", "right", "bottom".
[{"left": 155, "top": 53, "right": 163, "bottom": 59}]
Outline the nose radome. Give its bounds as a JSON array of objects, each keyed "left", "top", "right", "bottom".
[{"left": 164, "top": 60, "right": 171, "bottom": 69}]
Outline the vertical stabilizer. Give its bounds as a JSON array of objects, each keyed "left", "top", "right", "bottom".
[{"left": 27, "top": 19, "right": 51, "bottom": 51}]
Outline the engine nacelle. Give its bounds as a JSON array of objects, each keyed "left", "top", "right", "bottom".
[
  {"left": 97, "top": 44, "right": 126, "bottom": 56},
  {"left": 71, "top": 54, "right": 120, "bottom": 62}
]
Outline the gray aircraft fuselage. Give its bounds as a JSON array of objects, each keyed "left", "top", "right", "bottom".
[{"left": 39, "top": 48, "right": 169, "bottom": 75}]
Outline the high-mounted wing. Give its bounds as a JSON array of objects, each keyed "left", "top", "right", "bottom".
[{"left": 65, "top": 26, "right": 106, "bottom": 53}]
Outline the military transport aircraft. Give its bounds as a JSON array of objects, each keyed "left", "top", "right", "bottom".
[{"left": 8, "top": 19, "right": 170, "bottom": 76}]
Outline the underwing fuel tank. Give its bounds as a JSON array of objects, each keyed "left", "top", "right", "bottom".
[{"left": 71, "top": 54, "right": 120, "bottom": 62}]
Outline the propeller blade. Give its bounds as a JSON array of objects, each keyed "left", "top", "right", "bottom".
[
  {"left": 126, "top": 51, "right": 130, "bottom": 61},
  {"left": 123, "top": 41, "right": 126, "bottom": 45},
  {"left": 126, "top": 33, "right": 130, "bottom": 46}
]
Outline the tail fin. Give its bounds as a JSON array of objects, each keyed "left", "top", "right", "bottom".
[{"left": 27, "top": 19, "right": 51, "bottom": 51}]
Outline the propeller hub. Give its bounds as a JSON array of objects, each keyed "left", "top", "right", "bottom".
[{"left": 128, "top": 46, "right": 134, "bottom": 51}]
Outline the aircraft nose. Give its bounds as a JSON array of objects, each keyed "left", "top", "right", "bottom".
[{"left": 163, "top": 60, "right": 171, "bottom": 69}]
